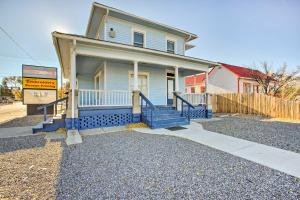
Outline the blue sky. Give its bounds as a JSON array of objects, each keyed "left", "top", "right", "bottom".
[{"left": 0, "top": 0, "right": 299, "bottom": 84}]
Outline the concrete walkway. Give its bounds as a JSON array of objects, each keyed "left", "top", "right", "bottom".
[
  {"left": 0, "top": 126, "right": 34, "bottom": 138},
  {"left": 133, "top": 122, "right": 300, "bottom": 178}
]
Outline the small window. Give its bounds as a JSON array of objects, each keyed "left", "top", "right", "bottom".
[
  {"left": 191, "top": 87, "right": 195, "bottom": 93},
  {"left": 133, "top": 32, "right": 144, "bottom": 47},
  {"left": 253, "top": 85, "right": 259, "bottom": 93},
  {"left": 167, "top": 40, "right": 175, "bottom": 53}
]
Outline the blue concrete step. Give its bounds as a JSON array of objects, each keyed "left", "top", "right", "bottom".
[
  {"left": 32, "top": 113, "right": 66, "bottom": 134},
  {"left": 142, "top": 106, "right": 190, "bottom": 129},
  {"left": 151, "top": 120, "right": 189, "bottom": 129}
]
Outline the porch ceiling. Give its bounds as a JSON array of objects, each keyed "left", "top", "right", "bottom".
[{"left": 76, "top": 55, "right": 104, "bottom": 75}]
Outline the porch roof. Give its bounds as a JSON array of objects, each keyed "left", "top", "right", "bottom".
[{"left": 52, "top": 32, "right": 219, "bottom": 79}]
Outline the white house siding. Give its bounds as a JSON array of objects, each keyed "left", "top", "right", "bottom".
[
  {"left": 105, "top": 16, "right": 185, "bottom": 55},
  {"left": 179, "top": 74, "right": 185, "bottom": 93},
  {"left": 208, "top": 66, "right": 238, "bottom": 93}
]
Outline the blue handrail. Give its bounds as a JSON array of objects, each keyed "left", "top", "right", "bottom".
[
  {"left": 139, "top": 92, "right": 156, "bottom": 128},
  {"left": 37, "top": 96, "right": 69, "bottom": 121},
  {"left": 173, "top": 92, "right": 195, "bottom": 122}
]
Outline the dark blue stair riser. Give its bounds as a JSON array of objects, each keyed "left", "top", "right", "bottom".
[
  {"left": 32, "top": 118, "right": 66, "bottom": 133},
  {"left": 142, "top": 115, "right": 187, "bottom": 124},
  {"left": 141, "top": 105, "right": 209, "bottom": 129},
  {"left": 151, "top": 121, "right": 189, "bottom": 129}
]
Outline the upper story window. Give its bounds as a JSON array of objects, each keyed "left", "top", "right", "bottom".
[
  {"left": 167, "top": 40, "right": 175, "bottom": 53},
  {"left": 133, "top": 31, "right": 144, "bottom": 47}
]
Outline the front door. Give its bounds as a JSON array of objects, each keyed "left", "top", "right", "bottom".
[{"left": 167, "top": 77, "right": 175, "bottom": 105}]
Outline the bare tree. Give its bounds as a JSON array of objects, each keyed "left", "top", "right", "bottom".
[{"left": 251, "top": 62, "right": 300, "bottom": 98}]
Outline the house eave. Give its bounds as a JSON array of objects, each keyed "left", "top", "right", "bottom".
[{"left": 52, "top": 32, "right": 218, "bottom": 71}]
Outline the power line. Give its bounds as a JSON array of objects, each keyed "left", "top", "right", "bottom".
[{"left": 0, "top": 25, "right": 41, "bottom": 65}]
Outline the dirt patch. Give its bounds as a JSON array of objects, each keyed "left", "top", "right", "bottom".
[
  {"left": 0, "top": 115, "right": 44, "bottom": 128},
  {"left": 0, "top": 102, "right": 26, "bottom": 124}
]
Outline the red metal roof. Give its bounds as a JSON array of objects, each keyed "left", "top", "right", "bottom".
[
  {"left": 185, "top": 73, "right": 205, "bottom": 86},
  {"left": 184, "top": 63, "right": 267, "bottom": 87},
  {"left": 220, "top": 63, "right": 265, "bottom": 78}
]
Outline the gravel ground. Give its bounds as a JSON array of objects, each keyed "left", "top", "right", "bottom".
[
  {"left": 0, "top": 135, "right": 63, "bottom": 199},
  {"left": 199, "top": 115, "right": 300, "bottom": 153},
  {"left": 56, "top": 131, "right": 300, "bottom": 199}
]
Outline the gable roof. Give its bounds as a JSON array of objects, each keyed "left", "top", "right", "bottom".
[
  {"left": 185, "top": 73, "right": 206, "bottom": 86},
  {"left": 87, "top": 2, "right": 198, "bottom": 41},
  {"left": 220, "top": 63, "right": 265, "bottom": 79}
]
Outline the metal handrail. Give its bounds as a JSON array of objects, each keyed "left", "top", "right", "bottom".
[
  {"left": 37, "top": 96, "right": 69, "bottom": 121},
  {"left": 139, "top": 92, "right": 155, "bottom": 110},
  {"left": 139, "top": 92, "right": 156, "bottom": 128},
  {"left": 174, "top": 92, "right": 195, "bottom": 122}
]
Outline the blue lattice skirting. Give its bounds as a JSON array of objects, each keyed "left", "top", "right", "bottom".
[
  {"left": 78, "top": 107, "right": 138, "bottom": 130},
  {"left": 182, "top": 105, "right": 211, "bottom": 119}
]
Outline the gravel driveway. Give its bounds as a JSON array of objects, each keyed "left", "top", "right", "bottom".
[
  {"left": 56, "top": 131, "right": 300, "bottom": 199},
  {"left": 0, "top": 135, "right": 62, "bottom": 199},
  {"left": 199, "top": 116, "right": 300, "bottom": 153},
  {"left": 1, "top": 131, "right": 299, "bottom": 199}
]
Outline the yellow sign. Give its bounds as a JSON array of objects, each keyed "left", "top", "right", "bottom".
[{"left": 23, "top": 78, "right": 57, "bottom": 89}]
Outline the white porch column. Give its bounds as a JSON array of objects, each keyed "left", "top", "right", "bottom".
[
  {"left": 132, "top": 60, "right": 140, "bottom": 116},
  {"left": 173, "top": 66, "right": 182, "bottom": 110},
  {"left": 65, "top": 40, "right": 82, "bottom": 146},
  {"left": 174, "top": 66, "right": 179, "bottom": 92},
  {"left": 133, "top": 61, "right": 139, "bottom": 90},
  {"left": 70, "top": 43, "right": 76, "bottom": 120},
  {"left": 205, "top": 71, "right": 209, "bottom": 93}
]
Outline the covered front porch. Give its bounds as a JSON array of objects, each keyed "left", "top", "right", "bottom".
[
  {"left": 76, "top": 56, "right": 203, "bottom": 108},
  {"left": 52, "top": 32, "right": 217, "bottom": 130}
]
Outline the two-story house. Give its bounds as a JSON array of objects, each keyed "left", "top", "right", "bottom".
[{"left": 50, "top": 2, "right": 218, "bottom": 140}]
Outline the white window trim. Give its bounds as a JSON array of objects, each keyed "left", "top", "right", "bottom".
[
  {"left": 132, "top": 28, "right": 146, "bottom": 48},
  {"left": 165, "top": 36, "right": 177, "bottom": 54},
  {"left": 94, "top": 71, "right": 102, "bottom": 89},
  {"left": 165, "top": 69, "right": 175, "bottom": 105},
  {"left": 128, "top": 70, "right": 150, "bottom": 97}
]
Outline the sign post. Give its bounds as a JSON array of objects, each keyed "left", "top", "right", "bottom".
[{"left": 22, "top": 65, "right": 57, "bottom": 115}]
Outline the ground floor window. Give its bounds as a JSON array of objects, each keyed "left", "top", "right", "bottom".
[
  {"left": 243, "top": 83, "right": 252, "bottom": 93},
  {"left": 129, "top": 72, "right": 149, "bottom": 96}
]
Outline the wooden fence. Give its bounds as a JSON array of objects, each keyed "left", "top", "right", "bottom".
[{"left": 211, "top": 93, "right": 300, "bottom": 120}]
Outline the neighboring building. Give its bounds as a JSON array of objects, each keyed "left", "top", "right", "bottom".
[
  {"left": 185, "top": 63, "right": 265, "bottom": 94},
  {"left": 46, "top": 2, "right": 218, "bottom": 135}
]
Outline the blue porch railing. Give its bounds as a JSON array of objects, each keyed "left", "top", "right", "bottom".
[
  {"left": 174, "top": 92, "right": 195, "bottom": 122},
  {"left": 37, "top": 96, "right": 69, "bottom": 122},
  {"left": 139, "top": 92, "right": 156, "bottom": 128}
]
